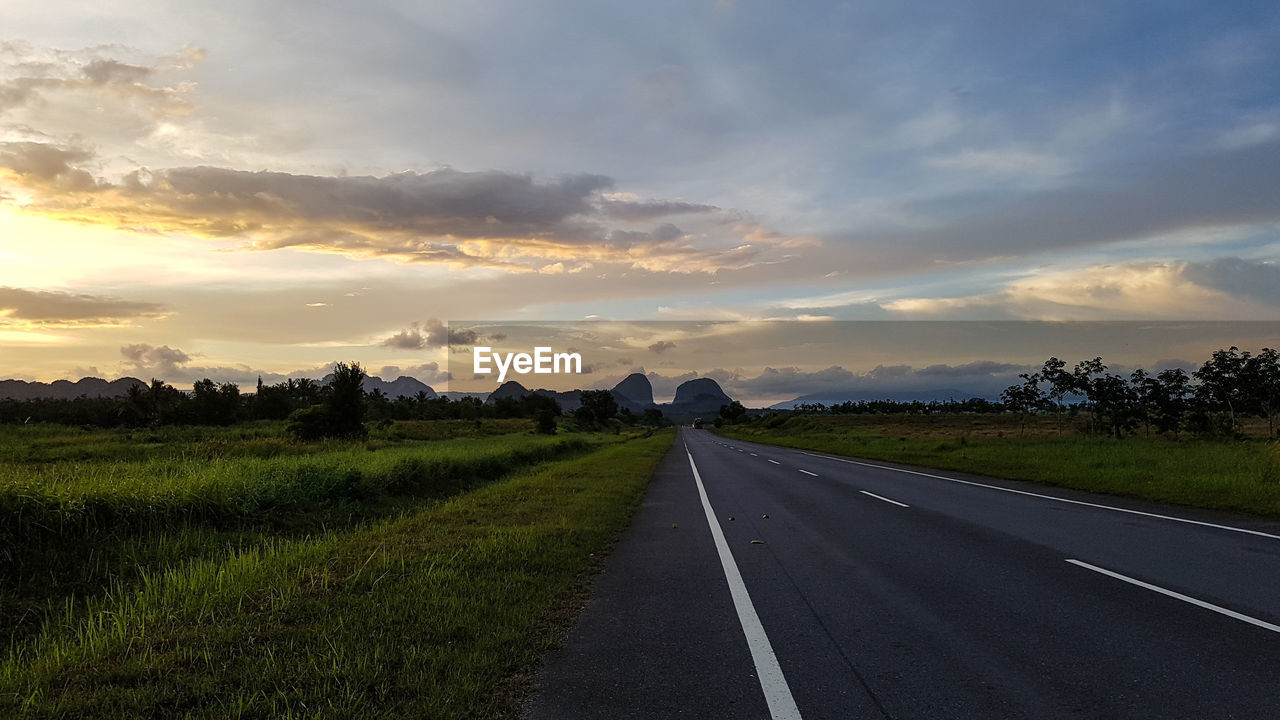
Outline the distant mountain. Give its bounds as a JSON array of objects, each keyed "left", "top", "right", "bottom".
[
  {"left": 484, "top": 380, "right": 584, "bottom": 411},
  {"left": 362, "top": 375, "right": 438, "bottom": 399},
  {"left": 611, "top": 373, "right": 654, "bottom": 410},
  {"left": 439, "top": 391, "right": 489, "bottom": 402},
  {"left": 458, "top": 375, "right": 734, "bottom": 418},
  {"left": 770, "top": 388, "right": 978, "bottom": 409},
  {"left": 487, "top": 380, "right": 531, "bottom": 402},
  {"left": 0, "top": 377, "right": 145, "bottom": 400},
  {"left": 316, "top": 373, "right": 438, "bottom": 399},
  {"left": 670, "top": 377, "right": 732, "bottom": 410},
  {"left": 537, "top": 388, "right": 583, "bottom": 412}
]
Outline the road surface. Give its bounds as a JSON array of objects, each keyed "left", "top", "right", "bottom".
[{"left": 524, "top": 428, "right": 1280, "bottom": 719}]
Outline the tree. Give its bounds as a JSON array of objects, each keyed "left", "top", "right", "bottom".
[
  {"left": 1000, "top": 372, "right": 1046, "bottom": 436},
  {"left": 1129, "top": 369, "right": 1154, "bottom": 437},
  {"left": 719, "top": 400, "right": 748, "bottom": 424},
  {"left": 1072, "top": 358, "right": 1106, "bottom": 435},
  {"left": 534, "top": 409, "right": 557, "bottom": 434},
  {"left": 1194, "top": 347, "right": 1248, "bottom": 435},
  {"left": 127, "top": 378, "right": 182, "bottom": 426},
  {"left": 1151, "top": 368, "right": 1192, "bottom": 438},
  {"left": 1039, "top": 357, "right": 1075, "bottom": 433},
  {"left": 642, "top": 408, "right": 667, "bottom": 427},
  {"left": 326, "top": 361, "right": 368, "bottom": 438},
  {"left": 252, "top": 382, "right": 296, "bottom": 420},
  {"left": 190, "top": 378, "right": 240, "bottom": 425},
  {"left": 1244, "top": 348, "right": 1280, "bottom": 438},
  {"left": 287, "top": 361, "right": 367, "bottom": 440},
  {"left": 574, "top": 389, "right": 618, "bottom": 428},
  {"left": 1089, "top": 372, "right": 1139, "bottom": 438}
]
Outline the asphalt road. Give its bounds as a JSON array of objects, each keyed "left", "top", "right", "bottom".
[{"left": 524, "top": 428, "right": 1280, "bottom": 719}]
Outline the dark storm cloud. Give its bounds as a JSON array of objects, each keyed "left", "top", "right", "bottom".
[
  {"left": 727, "top": 366, "right": 857, "bottom": 395},
  {"left": 915, "top": 360, "right": 1022, "bottom": 378},
  {"left": 648, "top": 340, "right": 676, "bottom": 354},
  {"left": 599, "top": 198, "right": 720, "bottom": 221},
  {"left": 1182, "top": 257, "right": 1280, "bottom": 304},
  {"left": 605, "top": 362, "right": 1027, "bottom": 404},
  {"left": 0, "top": 286, "right": 165, "bottom": 325},
  {"left": 641, "top": 362, "right": 1035, "bottom": 403},
  {"left": 131, "top": 165, "right": 613, "bottom": 239}
]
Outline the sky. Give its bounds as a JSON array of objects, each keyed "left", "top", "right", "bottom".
[{"left": 2, "top": 1, "right": 1280, "bottom": 403}]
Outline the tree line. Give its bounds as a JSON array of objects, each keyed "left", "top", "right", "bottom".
[
  {"left": 998, "top": 347, "right": 1279, "bottom": 438},
  {"left": 788, "top": 397, "right": 1005, "bottom": 416},
  {"left": 757, "top": 346, "right": 1280, "bottom": 440},
  {"left": 0, "top": 362, "right": 671, "bottom": 437}
]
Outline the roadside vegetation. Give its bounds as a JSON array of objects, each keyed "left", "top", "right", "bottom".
[
  {"left": 717, "top": 414, "right": 1280, "bottom": 517},
  {"left": 0, "top": 361, "right": 673, "bottom": 434},
  {"left": 0, "top": 361, "right": 677, "bottom": 717},
  {"left": 714, "top": 347, "right": 1280, "bottom": 517},
  {"left": 1, "top": 432, "right": 673, "bottom": 718},
  {"left": 0, "top": 421, "right": 599, "bottom": 643}
]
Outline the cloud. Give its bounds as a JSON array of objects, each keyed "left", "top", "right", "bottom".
[
  {"left": 0, "top": 42, "right": 198, "bottom": 123},
  {"left": 869, "top": 141, "right": 1280, "bottom": 264},
  {"left": 596, "top": 362, "right": 1030, "bottom": 405},
  {"left": 120, "top": 343, "right": 190, "bottom": 378},
  {"left": 599, "top": 197, "right": 720, "bottom": 220},
  {"left": 82, "top": 59, "right": 153, "bottom": 85},
  {"left": 0, "top": 140, "right": 804, "bottom": 274},
  {"left": 65, "top": 365, "right": 102, "bottom": 379},
  {"left": 381, "top": 318, "right": 479, "bottom": 350},
  {"left": 1181, "top": 257, "right": 1280, "bottom": 305},
  {"left": 717, "top": 362, "right": 1034, "bottom": 404},
  {"left": 0, "top": 142, "right": 99, "bottom": 191},
  {"left": 374, "top": 363, "right": 451, "bottom": 385},
  {"left": 115, "top": 342, "right": 334, "bottom": 386},
  {"left": 1218, "top": 122, "right": 1279, "bottom": 149},
  {"left": 648, "top": 340, "right": 677, "bottom": 354},
  {"left": 926, "top": 148, "right": 1070, "bottom": 177},
  {"left": 916, "top": 360, "right": 1022, "bottom": 378},
  {"left": 879, "top": 260, "right": 1278, "bottom": 320},
  {"left": 0, "top": 286, "right": 166, "bottom": 327}
]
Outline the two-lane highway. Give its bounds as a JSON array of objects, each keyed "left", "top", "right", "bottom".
[{"left": 525, "top": 428, "right": 1280, "bottom": 719}]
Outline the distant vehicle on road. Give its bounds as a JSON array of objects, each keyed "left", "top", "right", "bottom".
[{"left": 692, "top": 418, "right": 704, "bottom": 429}]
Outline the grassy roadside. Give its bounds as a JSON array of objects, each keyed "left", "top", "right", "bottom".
[
  {"left": 0, "top": 428, "right": 599, "bottom": 646},
  {"left": 1, "top": 430, "right": 674, "bottom": 719},
  {"left": 717, "top": 417, "right": 1280, "bottom": 517}
]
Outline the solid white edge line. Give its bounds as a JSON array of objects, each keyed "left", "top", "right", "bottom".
[
  {"left": 860, "top": 490, "right": 909, "bottom": 508},
  {"left": 685, "top": 444, "right": 803, "bottom": 720},
  {"left": 797, "top": 451, "right": 1280, "bottom": 541},
  {"left": 1065, "top": 559, "right": 1280, "bottom": 634},
  {"left": 768, "top": 459, "right": 781, "bottom": 465},
  {"left": 798, "top": 469, "right": 818, "bottom": 477}
]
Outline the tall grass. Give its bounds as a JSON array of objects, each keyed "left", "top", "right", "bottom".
[
  {"left": 0, "top": 424, "right": 608, "bottom": 649},
  {"left": 0, "top": 434, "right": 596, "bottom": 567},
  {"left": 0, "top": 418, "right": 534, "bottom": 465},
  {"left": 0, "top": 432, "right": 674, "bottom": 719}
]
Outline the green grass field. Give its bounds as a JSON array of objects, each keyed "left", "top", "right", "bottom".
[
  {"left": 0, "top": 421, "right": 674, "bottom": 717},
  {"left": 717, "top": 414, "right": 1280, "bottom": 517}
]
